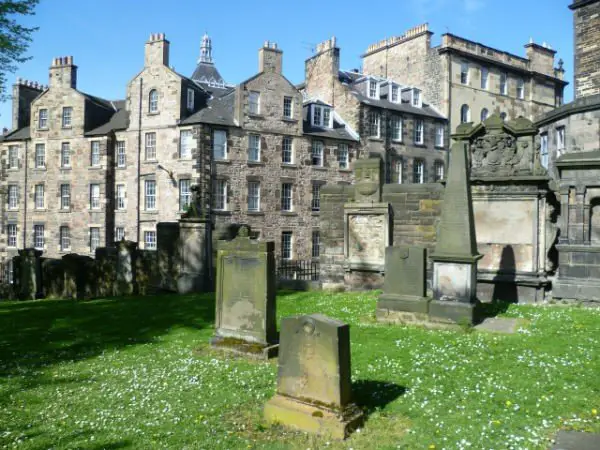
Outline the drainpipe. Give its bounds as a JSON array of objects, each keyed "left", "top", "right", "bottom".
[
  {"left": 137, "top": 77, "right": 143, "bottom": 244},
  {"left": 22, "top": 140, "right": 28, "bottom": 247}
]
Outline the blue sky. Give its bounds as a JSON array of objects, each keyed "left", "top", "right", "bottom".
[{"left": 1, "top": 0, "right": 575, "bottom": 130}]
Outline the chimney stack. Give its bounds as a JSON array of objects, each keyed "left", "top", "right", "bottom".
[
  {"left": 258, "top": 40, "right": 283, "bottom": 74},
  {"left": 12, "top": 78, "right": 45, "bottom": 130},
  {"left": 49, "top": 56, "right": 77, "bottom": 89},
  {"left": 145, "top": 33, "right": 170, "bottom": 67}
]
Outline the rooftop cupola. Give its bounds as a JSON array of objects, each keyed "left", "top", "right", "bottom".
[{"left": 199, "top": 32, "right": 213, "bottom": 64}]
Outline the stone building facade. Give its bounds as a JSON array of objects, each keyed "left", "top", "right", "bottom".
[
  {"left": 302, "top": 37, "right": 449, "bottom": 186},
  {"left": 1, "top": 34, "right": 357, "bottom": 263},
  {"left": 361, "top": 24, "right": 568, "bottom": 134}
]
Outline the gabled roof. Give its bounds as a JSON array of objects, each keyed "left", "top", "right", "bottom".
[{"left": 181, "top": 88, "right": 237, "bottom": 127}]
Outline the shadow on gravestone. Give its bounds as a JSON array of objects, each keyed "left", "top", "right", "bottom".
[{"left": 264, "top": 314, "right": 365, "bottom": 439}]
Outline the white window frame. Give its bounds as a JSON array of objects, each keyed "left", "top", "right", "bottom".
[
  {"left": 368, "top": 79, "right": 379, "bottom": 99},
  {"left": 116, "top": 141, "right": 126, "bottom": 167},
  {"left": 311, "top": 140, "right": 324, "bottom": 166},
  {"left": 434, "top": 161, "right": 445, "bottom": 181},
  {"left": 115, "top": 227, "right": 125, "bottom": 242},
  {"left": 144, "top": 231, "right": 157, "bottom": 250},
  {"left": 281, "top": 183, "right": 293, "bottom": 212},
  {"left": 213, "top": 130, "right": 227, "bottom": 160},
  {"left": 391, "top": 85, "right": 400, "bottom": 103},
  {"left": 179, "top": 179, "right": 191, "bottom": 212},
  {"left": 281, "top": 231, "right": 293, "bottom": 260},
  {"left": 413, "top": 160, "right": 424, "bottom": 184},
  {"left": 90, "top": 227, "right": 100, "bottom": 253},
  {"left": 60, "top": 226, "right": 70, "bottom": 251},
  {"left": 392, "top": 116, "right": 402, "bottom": 141},
  {"left": 248, "top": 134, "right": 261, "bottom": 162},
  {"left": 8, "top": 146, "right": 18, "bottom": 169},
  {"left": 312, "top": 105, "right": 331, "bottom": 128},
  {"left": 338, "top": 143, "right": 349, "bottom": 169},
  {"left": 116, "top": 184, "right": 126, "bottom": 210},
  {"left": 34, "top": 224, "right": 44, "bottom": 250},
  {"left": 145, "top": 132, "right": 156, "bottom": 160},
  {"left": 368, "top": 111, "right": 380, "bottom": 138},
  {"left": 556, "top": 126, "right": 566, "bottom": 154},
  {"left": 62, "top": 107, "right": 72, "bottom": 128},
  {"left": 8, "top": 185, "right": 18, "bottom": 209},
  {"left": 7, "top": 224, "right": 17, "bottom": 247},
  {"left": 282, "top": 137, "right": 293, "bottom": 164},
  {"left": 311, "top": 183, "right": 321, "bottom": 212},
  {"left": 249, "top": 91, "right": 260, "bottom": 114},
  {"left": 38, "top": 109, "right": 48, "bottom": 129},
  {"left": 179, "top": 129, "right": 193, "bottom": 159},
  {"left": 61, "top": 142, "right": 71, "bottom": 168},
  {"left": 435, "top": 124, "right": 445, "bottom": 147},
  {"left": 90, "top": 141, "right": 101, "bottom": 166},
  {"left": 412, "top": 89, "right": 422, "bottom": 107},
  {"left": 35, "top": 143, "right": 45, "bottom": 168},
  {"left": 460, "top": 104, "right": 471, "bottom": 124},
  {"left": 213, "top": 179, "right": 227, "bottom": 211},
  {"left": 481, "top": 108, "right": 489, "bottom": 122},
  {"left": 460, "top": 61, "right": 469, "bottom": 85},
  {"left": 149, "top": 89, "right": 158, "bottom": 113},
  {"left": 517, "top": 78, "right": 525, "bottom": 100},
  {"left": 60, "top": 184, "right": 70, "bottom": 210},
  {"left": 396, "top": 159, "right": 403, "bottom": 184},
  {"left": 481, "top": 67, "right": 489, "bottom": 90},
  {"left": 144, "top": 180, "right": 156, "bottom": 210},
  {"left": 540, "top": 133, "right": 549, "bottom": 169},
  {"left": 500, "top": 73, "right": 508, "bottom": 95},
  {"left": 414, "top": 119, "right": 424, "bottom": 144},
  {"left": 90, "top": 184, "right": 100, "bottom": 210},
  {"left": 34, "top": 184, "right": 44, "bottom": 209},
  {"left": 247, "top": 181, "right": 260, "bottom": 212},
  {"left": 283, "top": 96, "right": 293, "bottom": 118},
  {"left": 187, "top": 88, "right": 195, "bottom": 111}
]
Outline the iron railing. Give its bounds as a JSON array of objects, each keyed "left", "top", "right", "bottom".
[{"left": 278, "top": 259, "right": 319, "bottom": 281}]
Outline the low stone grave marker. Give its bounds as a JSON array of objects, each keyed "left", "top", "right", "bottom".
[
  {"left": 210, "top": 226, "right": 277, "bottom": 359},
  {"left": 264, "top": 313, "right": 363, "bottom": 439}
]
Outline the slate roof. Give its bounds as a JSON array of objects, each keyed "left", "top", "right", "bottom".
[
  {"left": 2, "top": 126, "right": 31, "bottom": 141},
  {"left": 181, "top": 88, "right": 237, "bottom": 127},
  {"left": 535, "top": 93, "right": 600, "bottom": 127},
  {"left": 302, "top": 104, "right": 358, "bottom": 142},
  {"left": 85, "top": 102, "right": 129, "bottom": 136},
  {"left": 191, "top": 62, "right": 226, "bottom": 87}
]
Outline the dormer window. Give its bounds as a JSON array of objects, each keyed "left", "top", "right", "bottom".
[
  {"left": 368, "top": 79, "right": 379, "bottom": 99},
  {"left": 391, "top": 85, "right": 400, "bottom": 103},
  {"left": 412, "top": 89, "right": 422, "bottom": 107},
  {"left": 311, "top": 105, "right": 331, "bottom": 128}
]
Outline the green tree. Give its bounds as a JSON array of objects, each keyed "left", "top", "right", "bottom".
[{"left": 0, "top": 0, "right": 39, "bottom": 101}]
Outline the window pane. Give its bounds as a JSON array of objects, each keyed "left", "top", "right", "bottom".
[
  {"left": 179, "top": 179, "right": 191, "bottom": 211},
  {"left": 249, "top": 91, "right": 260, "bottom": 114},
  {"left": 249, "top": 134, "right": 260, "bottom": 162},
  {"left": 180, "top": 130, "right": 193, "bottom": 158},
  {"left": 283, "top": 97, "right": 292, "bottom": 118},
  {"left": 282, "top": 137, "right": 293, "bottom": 164},
  {"left": 248, "top": 181, "right": 260, "bottom": 212},
  {"left": 338, "top": 144, "right": 349, "bottom": 169},
  {"left": 144, "top": 231, "right": 157, "bottom": 250},
  {"left": 413, "top": 160, "right": 424, "bottom": 184},
  {"left": 117, "top": 141, "right": 126, "bottom": 167},
  {"left": 145, "top": 133, "right": 156, "bottom": 160},
  {"left": 281, "top": 232, "right": 292, "bottom": 260},
  {"left": 311, "top": 183, "right": 321, "bottom": 212},
  {"left": 91, "top": 141, "right": 100, "bottom": 166},
  {"left": 145, "top": 180, "right": 156, "bottom": 210},
  {"left": 61, "top": 143, "right": 71, "bottom": 167},
  {"left": 90, "top": 228, "right": 100, "bottom": 253},
  {"left": 213, "top": 130, "right": 227, "bottom": 160},
  {"left": 35, "top": 144, "right": 45, "bottom": 168},
  {"left": 311, "top": 141, "right": 323, "bottom": 166},
  {"left": 281, "top": 183, "right": 293, "bottom": 211},
  {"left": 34, "top": 225, "right": 44, "bottom": 250},
  {"left": 213, "top": 180, "right": 227, "bottom": 210}
]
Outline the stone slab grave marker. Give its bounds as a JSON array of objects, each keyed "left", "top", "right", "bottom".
[
  {"left": 377, "top": 246, "right": 429, "bottom": 323},
  {"left": 210, "top": 225, "right": 277, "bottom": 359},
  {"left": 264, "top": 314, "right": 363, "bottom": 439}
]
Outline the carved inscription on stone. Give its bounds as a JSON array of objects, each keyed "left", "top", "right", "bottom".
[
  {"left": 347, "top": 214, "right": 386, "bottom": 266},
  {"left": 471, "top": 133, "right": 532, "bottom": 176}
]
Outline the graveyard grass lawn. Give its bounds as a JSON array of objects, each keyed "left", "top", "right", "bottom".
[{"left": 0, "top": 292, "right": 599, "bottom": 450}]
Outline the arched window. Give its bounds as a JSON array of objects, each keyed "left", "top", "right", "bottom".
[
  {"left": 481, "top": 108, "right": 489, "bottom": 122},
  {"left": 460, "top": 104, "right": 470, "bottom": 124},
  {"left": 149, "top": 89, "right": 158, "bottom": 113},
  {"left": 500, "top": 112, "right": 507, "bottom": 121}
]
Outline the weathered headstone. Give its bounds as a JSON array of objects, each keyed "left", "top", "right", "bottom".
[
  {"left": 16, "top": 249, "right": 42, "bottom": 300},
  {"left": 41, "top": 258, "right": 64, "bottom": 299},
  {"left": 115, "top": 240, "right": 137, "bottom": 296},
  {"left": 376, "top": 246, "right": 429, "bottom": 322},
  {"left": 62, "top": 253, "right": 94, "bottom": 300},
  {"left": 210, "top": 226, "right": 277, "bottom": 359},
  {"left": 264, "top": 314, "right": 363, "bottom": 439},
  {"left": 157, "top": 222, "right": 181, "bottom": 292},
  {"left": 429, "top": 138, "right": 482, "bottom": 325},
  {"left": 95, "top": 247, "right": 117, "bottom": 298},
  {"left": 178, "top": 219, "right": 211, "bottom": 293}
]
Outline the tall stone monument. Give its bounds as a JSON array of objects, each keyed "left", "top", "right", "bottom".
[
  {"left": 264, "top": 314, "right": 363, "bottom": 439},
  {"left": 211, "top": 225, "right": 277, "bottom": 359},
  {"left": 376, "top": 246, "right": 429, "bottom": 323},
  {"left": 429, "top": 138, "right": 482, "bottom": 324}
]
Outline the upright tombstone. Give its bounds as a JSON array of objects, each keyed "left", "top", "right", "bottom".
[
  {"left": 429, "top": 139, "right": 482, "bottom": 325},
  {"left": 115, "top": 240, "right": 137, "bottom": 296},
  {"left": 62, "top": 253, "right": 94, "bottom": 299},
  {"left": 376, "top": 246, "right": 429, "bottom": 323},
  {"left": 210, "top": 226, "right": 277, "bottom": 359},
  {"left": 264, "top": 314, "right": 363, "bottom": 439},
  {"left": 16, "top": 248, "right": 42, "bottom": 300}
]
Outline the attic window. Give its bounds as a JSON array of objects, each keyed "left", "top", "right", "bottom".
[
  {"left": 412, "top": 89, "right": 422, "bottom": 107},
  {"left": 312, "top": 105, "right": 331, "bottom": 128},
  {"left": 391, "top": 85, "right": 399, "bottom": 103},
  {"left": 368, "top": 80, "right": 379, "bottom": 99}
]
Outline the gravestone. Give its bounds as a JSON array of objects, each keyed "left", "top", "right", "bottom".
[
  {"left": 115, "top": 240, "right": 137, "bottom": 296},
  {"left": 210, "top": 226, "right": 277, "bottom": 359},
  {"left": 16, "top": 249, "right": 42, "bottom": 300},
  {"left": 376, "top": 246, "right": 429, "bottom": 323},
  {"left": 62, "top": 254, "right": 94, "bottom": 300},
  {"left": 264, "top": 314, "right": 363, "bottom": 439}
]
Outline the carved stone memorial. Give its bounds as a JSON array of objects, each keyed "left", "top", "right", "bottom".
[
  {"left": 211, "top": 226, "right": 277, "bottom": 359},
  {"left": 376, "top": 246, "right": 429, "bottom": 322},
  {"left": 264, "top": 314, "right": 363, "bottom": 439}
]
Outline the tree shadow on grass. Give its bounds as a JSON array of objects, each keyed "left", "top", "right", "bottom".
[
  {"left": 0, "top": 293, "right": 216, "bottom": 380},
  {"left": 353, "top": 379, "right": 406, "bottom": 415}
]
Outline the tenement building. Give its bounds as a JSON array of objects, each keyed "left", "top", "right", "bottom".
[
  {"left": 361, "top": 23, "right": 568, "bottom": 134},
  {"left": 301, "top": 37, "right": 448, "bottom": 184},
  {"left": 1, "top": 34, "right": 358, "bottom": 262}
]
